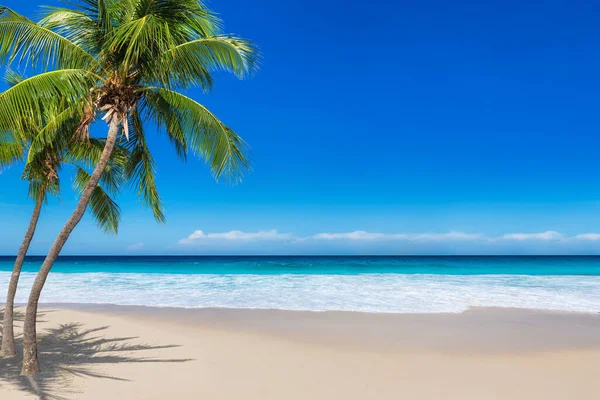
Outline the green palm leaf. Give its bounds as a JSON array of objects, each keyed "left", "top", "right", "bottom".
[
  {"left": 130, "top": 0, "right": 219, "bottom": 39},
  {"left": 0, "top": 131, "right": 23, "bottom": 168},
  {"left": 159, "top": 36, "right": 258, "bottom": 88},
  {"left": 66, "top": 138, "right": 128, "bottom": 196},
  {"left": 107, "top": 14, "right": 173, "bottom": 74},
  {"left": 144, "top": 87, "right": 250, "bottom": 183},
  {"left": 0, "top": 6, "right": 96, "bottom": 70},
  {"left": 3, "top": 67, "right": 25, "bottom": 87},
  {"left": 26, "top": 101, "right": 83, "bottom": 163},
  {"left": 73, "top": 167, "right": 121, "bottom": 234},
  {"left": 122, "top": 110, "right": 165, "bottom": 223},
  {"left": 0, "top": 69, "right": 99, "bottom": 136},
  {"left": 27, "top": 178, "right": 57, "bottom": 203},
  {"left": 39, "top": 8, "right": 103, "bottom": 55}
]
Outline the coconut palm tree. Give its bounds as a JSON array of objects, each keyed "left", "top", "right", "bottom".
[
  {"left": 0, "top": 0, "right": 257, "bottom": 374},
  {"left": 0, "top": 69, "right": 128, "bottom": 357}
]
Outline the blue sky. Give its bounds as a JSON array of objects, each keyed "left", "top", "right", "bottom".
[{"left": 1, "top": 0, "right": 600, "bottom": 255}]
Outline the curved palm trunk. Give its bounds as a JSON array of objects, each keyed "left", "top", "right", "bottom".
[
  {"left": 0, "top": 196, "right": 43, "bottom": 357},
  {"left": 20, "top": 117, "right": 121, "bottom": 375}
]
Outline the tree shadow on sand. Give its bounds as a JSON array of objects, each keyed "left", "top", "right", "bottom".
[
  {"left": 0, "top": 309, "right": 193, "bottom": 400},
  {"left": 0, "top": 309, "right": 51, "bottom": 335}
]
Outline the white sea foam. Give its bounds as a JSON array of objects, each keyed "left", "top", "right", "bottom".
[{"left": 1, "top": 272, "right": 599, "bottom": 313}]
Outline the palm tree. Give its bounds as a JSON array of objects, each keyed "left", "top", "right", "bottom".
[
  {"left": 0, "top": 0, "right": 257, "bottom": 374},
  {"left": 0, "top": 69, "right": 127, "bottom": 357}
]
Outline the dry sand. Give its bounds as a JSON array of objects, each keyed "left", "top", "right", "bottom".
[{"left": 1, "top": 305, "right": 599, "bottom": 399}]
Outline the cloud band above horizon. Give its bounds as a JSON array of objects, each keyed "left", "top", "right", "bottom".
[{"left": 179, "top": 229, "right": 600, "bottom": 245}]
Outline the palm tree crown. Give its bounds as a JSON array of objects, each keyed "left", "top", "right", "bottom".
[
  {"left": 0, "top": 0, "right": 257, "bottom": 220},
  {"left": 1, "top": 68, "right": 127, "bottom": 232}
]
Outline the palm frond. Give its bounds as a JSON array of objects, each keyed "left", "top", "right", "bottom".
[
  {"left": 65, "top": 138, "right": 128, "bottom": 195},
  {"left": 0, "top": 130, "right": 23, "bottom": 168},
  {"left": 132, "top": 0, "right": 220, "bottom": 39},
  {"left": 73, "top": 166, "right": 121, "bottom": 234},
  {"left": 26, "top": 101, "right": 83, "bottom": 163},
  {"left": 27, "top": 179, "right": 56, "bottom": 203},
  {"left": 71, "top": 0, "right": 115, "bottom": 27},
  {"left": 39, "top": 0, "right": 114, "bottom": 55},
  {"left": 122, "top": 110, "right": 165, "bottom": 223},
  {"left": 66, "top": 137, "right": 129, "bottom": 169},
  {"left": 140, "top": 94, "right": 187, "bottom": 161},
  {"left": 143, "top": 87, "right": 250, "bottom": 183},
  {"left": 75, "top": 0, "right": 114, "bottom": 35},
  {"left": 0, "top": 69, "right": 99, "bottom": 137},
  {"left": 3, "top": 67, "right": 25, "bottom": 87},
  {"left": 0, "top": 6, "right": 96, "bottom": 70},
  {"left": 155, "top": 36, "right": 258, "bottom": 90},
  {"left": 39, "top": 7, "right": 103, "bottom": 55},
  {"left": 107, "top": 14, "right": 172, "bottom": 73}
]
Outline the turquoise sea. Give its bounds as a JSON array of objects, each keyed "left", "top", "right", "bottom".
[{"left": 1, "top": 256, "right": 599, "bottom": 313}]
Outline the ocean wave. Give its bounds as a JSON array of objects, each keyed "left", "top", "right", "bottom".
[{"left": 1, "top": 272, "right": 599, "bottom": 313}]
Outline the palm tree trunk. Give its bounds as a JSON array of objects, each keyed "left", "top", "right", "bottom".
[
  {"left": 0, "top": 196, "right": 43, "bottom": 357},
  {"left": 20, "top": 117, "right": 122, "bottom": 376}
]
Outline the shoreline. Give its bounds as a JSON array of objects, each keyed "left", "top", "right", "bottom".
[
  {"left": 1, "top": 304, "right": 600, "bottom": 399},
  {"left": 30, "top": 301, "right": 600, "bottom": 314}
]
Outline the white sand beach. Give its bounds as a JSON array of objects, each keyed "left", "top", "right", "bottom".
[{"left": 0, "top": 305, "right": 599, "bottom": 399}]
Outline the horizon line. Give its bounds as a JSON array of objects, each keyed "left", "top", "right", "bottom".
[{"left": 2, "top": 254, "right": 600, "bottom": 258}]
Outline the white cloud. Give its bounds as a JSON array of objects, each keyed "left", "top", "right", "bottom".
[
  {"left": 500, "top": 231, "right": 563, "bottom": 241},
  {"left": 573, "top": 233, "right": 600, "bottom": 241},
  {"left": 310, "top": 231, "right": 485, "bottom": 241},
  {"left": 127, "top": 242, "right": 145, "bottom": 250},
  {"left": 176, "top": 229, "right": 600, "bottom": 250},
  {"left": 308, "top": 230, "right": 600, "bottom": 243},
  {"left": 179, "top": 229, "right": 293, "bottom": 245},
  {"left": 406, "top": 232, "right": 486, "bottom": 241},
  {"left": 313, "top": 231, "right": 386, "bottom": 240}
]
